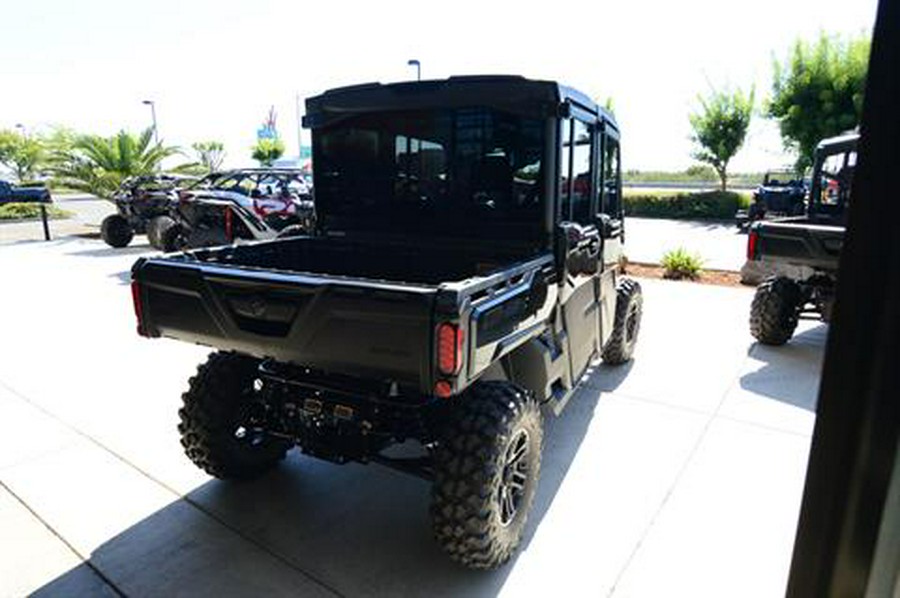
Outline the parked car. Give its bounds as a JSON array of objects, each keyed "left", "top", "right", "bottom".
[
  {"left": 100, "top": 174, "right": 198, "bottom": 248},
  {"left": 0, "top": 180, "right": 51, "bottom": 204},
  {"left": 157, "top": 168, "right": 314, "bottom": 251},
  {"left": 746, "top": 132, "right": 857, "bottom": 344},
  {"left": 130, "top": 76, "right": 643, "bottom": 569},
  {"left": 735, "top": 170, "right": 807, "bottom": 229}
]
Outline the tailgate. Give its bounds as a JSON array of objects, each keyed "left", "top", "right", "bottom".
[
  {"left": 132, "top": 258, "right": 437, "bottom": 387},
  {"left": 753, "top": 221, "right": 844, "bottom": 271}
]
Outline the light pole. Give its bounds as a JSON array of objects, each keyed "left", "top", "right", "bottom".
[
  {"left": 407, "top": 59, "right": 421, "bottom": 81},
  {"left": 296, "top": 92, "right": 303, "bottom": 161},
  {"left": 142, "top": 100, "right": 159, "bottom": 144}
]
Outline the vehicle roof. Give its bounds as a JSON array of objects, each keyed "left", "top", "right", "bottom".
[
  {"left": 303, "top": 75, "right": 617, "bottom": 130},
  {"left": 817, "top": 132, "right": 859, "bottom": 153},
  {"left": 214, "top": 168, "right": 306, "bottom": 174}
]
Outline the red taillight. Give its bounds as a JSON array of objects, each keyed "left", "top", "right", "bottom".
[
  {"left": 224, "top": 206, "right": 233, "bottom": 242},
  {"left": 434, "top": 380, "right": 453, "bottom": 398},
  {"left": 131, "top": 280, "right": 147, "bottom": 337},
  {"left": 437, "top": 322, "right": 464, "bottom": 375},
  {"left": 747, "top": 229, "right": 759, "bottom": 260}
]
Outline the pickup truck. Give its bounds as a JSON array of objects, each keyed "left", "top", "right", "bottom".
[
  {"left": 0, "top": 180, "right": 51, "bottom": 204},
  {"left": 130, "top": 76, "right": 643, "bottom": 569},
  {"left": 747, "top": 132, "right": 856, "bottom": 344}
]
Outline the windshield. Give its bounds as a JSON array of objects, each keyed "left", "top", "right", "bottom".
[
  {"left": 313, "top": 107, "right": 546, "bottom": 238},
  {"left": 764, "top": 171, "right": 801, "bottom": 186}
]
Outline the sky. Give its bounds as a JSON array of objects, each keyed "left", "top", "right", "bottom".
[{"left": 0, "top": 0, "right": 878, "bottom": 172}]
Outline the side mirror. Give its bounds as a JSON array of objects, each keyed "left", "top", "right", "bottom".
[{"left": 596, "top": 214, "right": 613, "bottom": 237}]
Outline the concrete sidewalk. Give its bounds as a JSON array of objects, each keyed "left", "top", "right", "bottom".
[
  {"left": 3, "top": 195, "right": 749, "bottom": 272},
  {"left": 0, "top": 195, "right": 113, "bottom": 245},
  {"left": 0, "top": 238, "right": 822, "bottom": 597}
]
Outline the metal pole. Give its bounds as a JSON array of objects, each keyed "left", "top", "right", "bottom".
[
  {"left": 143, "top": 100, "right": 159, "bottom": 144},
  {"left": 40, "top": 204, "right": 50, "bottom": 241},
  {"left": 150, "top": 103, "right": 158, "bottom": 144},
  {"left": 407, "top": 59, "right": 421, "bottom": 81},
  {"left": 296, "top": 93, "right": 303, "bottom": 160}
]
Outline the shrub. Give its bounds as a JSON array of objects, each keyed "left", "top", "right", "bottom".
[
  {"left": 50, "top": 128, "right": 180, "bottom": 199},
  {"left": 0, "top": 203, "right": 71, "bottom": 220},
  {"left": 661, "top": 247, "right": 704, "bottom": 280},
  {"left": 624, "top": 190, "right": 750, "bottom": 220}
]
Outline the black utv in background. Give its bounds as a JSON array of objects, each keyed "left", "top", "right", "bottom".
[
  {"left": 735, "top": 170, "right": 807, "bottom": 229},
  {"left": 100, "top": 174, "right": 197, "bottom": 249},
  {"left": 747, "top": 132, "right": 857, "bottom": 344},
  {"left": 131, "top": 76, "right": 643, "bottom": 569}
]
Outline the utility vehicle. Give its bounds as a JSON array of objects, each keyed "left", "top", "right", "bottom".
[
  {"left": 100, "top": 174, "right": 198, "bottom": 248},
  {"left": 158, "top": 168, "right": 314, "bottom": 251},
  {"left": 747, "top": 132, "right": 857, "bottom": 344},
  {"left": 735, "top": 170, "right": 807, "bottom": 229},
  {"left": 130, "top": 76, "right": 643, "bottom": 568}
]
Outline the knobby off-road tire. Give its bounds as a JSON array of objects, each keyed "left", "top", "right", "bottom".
[
  {"left": 178, "top": 352, "right": 292, "bottom": 479},
  {"left": 750, "top": 276, "right": 802, "bottom": 345},
  {"left": 602, "top": 277, "right": 643, "bottom": 364},
  {"left": 158, "top": 218, "right": 185, "bottom": 252},
  {"left": 100, "top": 214, "right": 133, "bottom": 248},
  {"left": 147, "top": 215, "right": 176, "bottom": 250},
  {"left": 431, "top": 381, "right": 543, "bottom": 570}
]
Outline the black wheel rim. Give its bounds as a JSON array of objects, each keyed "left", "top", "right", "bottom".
[
  {"left": 232, "top": 388, "right": 270, "bottom": 449},
  {"left": 498, "top": 429, "right": 530, "bottom": 527}
]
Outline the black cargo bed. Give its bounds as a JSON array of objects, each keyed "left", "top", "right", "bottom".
[
  {"left": 185, "top": 236, "right": 532, "bottom": 285},
  {"left": 132, "top": 236, "right": 539, "bottom": 391}
]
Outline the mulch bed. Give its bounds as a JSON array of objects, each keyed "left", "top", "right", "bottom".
[{"left": 624, "top": 262, "right": 750, "bottom": 288}]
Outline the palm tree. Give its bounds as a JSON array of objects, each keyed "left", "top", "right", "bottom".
[{"left": 51, "top": 128, "right": 181, "bottom": 198}]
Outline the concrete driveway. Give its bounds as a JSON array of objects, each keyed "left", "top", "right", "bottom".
[
  {"left": 0, "top": 238, "right": 823, "bottom": 597},
  {"left": 2, "top": 197, "right": 748, "bottom": 271},
  {"left": 625, "top": 217, "right": 747, "bottom": 271}
]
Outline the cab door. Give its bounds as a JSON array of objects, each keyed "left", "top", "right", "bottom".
[
  {"left": 597, "top": 127, "right": 623, "bottom": 347},
  {"left": 558, "top": 117, "right": 602, "bottom": 383}
]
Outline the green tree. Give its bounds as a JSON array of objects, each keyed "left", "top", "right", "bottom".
[
  {"left": 603, "top": 97, "right": 616, "bottom": 118},
  {"left": 191, "top": 140, "right": 226, "bottom": 172},
  {"left": 689, "top": 86, "right": 754, "bottom": 191},
  {"left": 768, "top": 33, "right": 870, "bottom": 171},
  {"left": 51, "top": 128, "right": 180, "bottom": 198},
  {"left": 0, "top": 130, "right": 45, "bottom": 182},
  {"left": 42, "top": 126, "right": 78, "bottom": 155},
  {"left": 251, "top": 138, "right": 284, "bottom": 167}
]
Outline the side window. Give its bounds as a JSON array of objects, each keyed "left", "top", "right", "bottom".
[
  {"left": 559, "top": 118, "right": 572, "bottom": 221},
  {"left": 571, "top": 120, "right": 592, "bottom": 224},
  {"left": 395, "top": 135, "right": 447, "bottom": 203},
  {"left": 820, "top": 150, "right": 856, "bottom": 206},
  {"left": 601, "top": 135, "right": 620, "bottom": 215}
]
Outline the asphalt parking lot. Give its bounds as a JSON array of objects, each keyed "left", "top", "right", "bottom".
[{"left": 0, "top": 236, "right": 824, "bottom": 597}]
